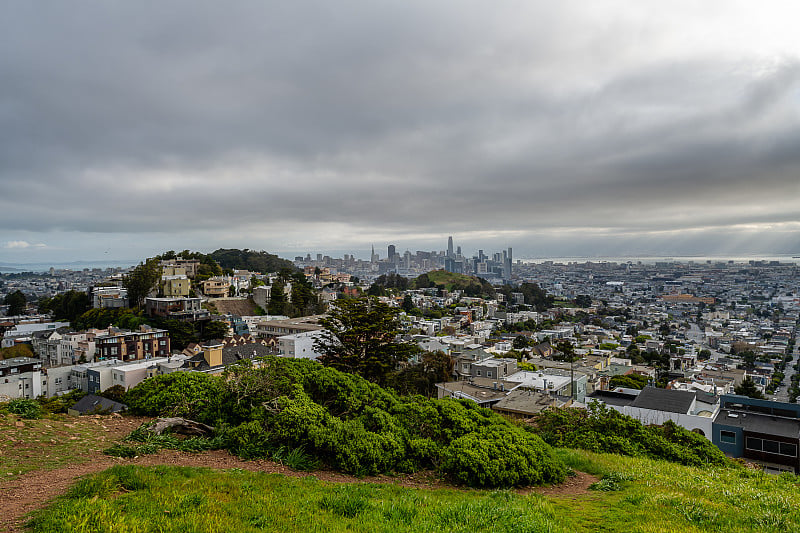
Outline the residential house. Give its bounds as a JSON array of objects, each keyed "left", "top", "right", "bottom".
[{"left": 713, "top": 394, "right": 800, "bottom": 474}]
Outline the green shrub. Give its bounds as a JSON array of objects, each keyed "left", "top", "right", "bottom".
[
  {"left": 38, "top": 389, "right": 88, "bottom": 414},
  {"left": 529, "top": 402, "right": 734, "bottom": 468},
  {"left": 440, "top": 427, "right": 566, "bottom": 487},
  {"left": 6, "top": 398, "right": 41, "bottom": 419},
  {"left": 221, "top": 420, "right": 275, "bottom": 459},
  {"left": 123, "top": 372, "right": 223, "bottom": 422},
  {"left": 121, "top": 356, "right": 571, "bottom": 488}
]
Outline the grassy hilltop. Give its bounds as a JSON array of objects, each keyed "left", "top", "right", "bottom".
[
  {"left": 23, "top": 449, "right": 800, "bottom": 533},
  {"left": 5, "top": 358, "right": 800, "bottom": 531}
]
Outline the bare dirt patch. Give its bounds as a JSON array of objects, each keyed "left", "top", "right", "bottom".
[
  {"left": 526, "top": 471, "right": 599, "bottom": 498},
  {"left": 209, "top": 298, "right": 257, "bottom": 316}
]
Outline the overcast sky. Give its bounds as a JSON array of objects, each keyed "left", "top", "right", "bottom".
[{"left": 2, "top": 1, "right": 799, "bottom": 264}]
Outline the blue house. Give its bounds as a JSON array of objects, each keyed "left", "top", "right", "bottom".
[{"left": 713, "top": 394, "right": 800, "bottom": 473}]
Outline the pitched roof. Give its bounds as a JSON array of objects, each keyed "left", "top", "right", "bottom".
[
  {"left": 631, "top": 386, "right": 696, "bottom": 414},
  {"left": 70, "top": 394, "right": 127, "bottom": 415}
]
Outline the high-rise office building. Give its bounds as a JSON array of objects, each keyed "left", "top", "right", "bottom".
[
  {"left": 388, "top": 244, "right": 396, "bottom": 262},
  {"left": 504, "top": 247, "right": 513, "bottom": 280},
  {"left": 447, "top": 236, "right": 454, "bottom": 258}
]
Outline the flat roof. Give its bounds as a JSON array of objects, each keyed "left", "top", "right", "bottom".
[{"left": 715, "top": 409, "right": 800, "bottom": 439}]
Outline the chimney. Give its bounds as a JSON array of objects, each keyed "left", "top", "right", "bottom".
[{"left": 203, "top": 344, "right": 223, "bottom": 367}]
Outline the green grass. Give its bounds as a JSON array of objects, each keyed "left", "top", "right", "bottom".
[
  {"left": 27, "top": 449, "right": 800, "bottom": 532},
  {"left": 27, "top": 467, "right": 566, "bottom": 533},
  {"left": 0, "top": 413, "right": 116, "bottom": 483}
]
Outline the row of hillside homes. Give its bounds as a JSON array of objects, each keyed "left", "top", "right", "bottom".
[
  {"left": 0, "top": 354, "right": 188, "bottom": 401},
  {"left": 2, "top": 321, "right": 71, "bottom": 348},
  {"left": 27, "top": 325, "right": 171, "bottom": 366}
]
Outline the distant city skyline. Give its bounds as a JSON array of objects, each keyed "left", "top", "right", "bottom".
[{"left": 2, "top": 3, "right": 800, "bottom": 263}]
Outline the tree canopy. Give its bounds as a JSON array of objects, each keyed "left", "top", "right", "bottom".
[
  {"left": 123, "top": 258, "right": 161, "bottom": 308},
  {"left": 4, "top": 290, "right": 26, "bottom": 316},
  {"left": 38, "top": 290, "right": 90, "bottom": 324},
  {"left": 734, "top": 377, "right": 765, "bottom": 399},
  {"left": 209, "top": 248, "right": 296, "bottom": 274},
  {"left": 314, "top": 297, "right": 420, "bottom": 385}
]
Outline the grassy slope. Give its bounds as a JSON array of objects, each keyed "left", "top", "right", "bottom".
[
  {"left": 27, "top": 448, "right": 800, "bottom": 533},
  {"left": 417, "top": 270, "right": 492, "bottom": 294},
  {"left": 0, "top": 413, "right": 129, "bottom": 482}
]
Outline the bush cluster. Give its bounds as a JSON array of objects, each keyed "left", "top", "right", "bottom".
[
  {"left": 530, "top": 402, "right": 734, "bottom": 468},
  {"left": 123, "top": 356, "right": 566, "bottom": 488},
  {"left": 4, "top": 398, "right": 42, "bottom": 419}
]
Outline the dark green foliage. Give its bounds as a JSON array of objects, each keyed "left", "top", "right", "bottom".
[
  {"left": 609, "top": 373, "right": 649, "bottom": 390},
  {"left": 4, "top": 290, "right": 27, "bottom": 315},
  {"left": 315, "top": 297, "right": 420, "bottom": 386},
  {"left": 268, "top": 278, "right": 287, "bottom": 315},
  {"left": 512, "top": 335, "right": 529, "bottom": 349},
  {"left": 38, "top": 389, "right": 87, "bottom": 414},
  {"left": 221, "top": 420, "right": 275, "bottom": 459},
  {"left": 123, "top": 258, "right": 161, "bottom": 308},
  {"left": 552, "top": 340, "right": 578, "bottom": 362},
  {"left": 74, "top": 308, "right": 143, "bottom": 331},
  {"left": 440, "top": 426, "right": 565, "bottom": 487},
  {"left": 123, "top": 372, "right": 224, "bottom": 422},
  {"left": 497, "top": 283, "right": 554, "bottom": 311},
  {"left": 200, "top": 320, "right": 229, "bottom": 342},
  {"left": 386, "top": 350, "right": 454, "bottom": 397},
  {"left": 209, "top": 248, "right": 296, "bottom": 275},
  {"left": 98, "top": 384, "right": 127, "bottom": 403},
  {"left": 734, "top": 377, "right": 765, "bottom": 399},
  {"left": 272, "top": 445, "right": 321, "bottom": 471},
  {"left": 5, "top": 398, "right": 41, "bottom": 419},
  {"left": 369, "top": 273, "right": 410, "bottom": 296},
  {"left": 530, "top": 402, "right": 734, "bottom": 468},
  {"left": 38, "top": 290, "right": 90, "bottom": 323},
  {"left": 122, "top": 356, "right": 567, "bottom": 488},
  {"left": 266, "top": 269, "right": 323, "bottom": 317}
]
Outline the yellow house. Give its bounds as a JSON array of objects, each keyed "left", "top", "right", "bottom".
[
  {"left": 162, "top": 276, "right": 190, "bottom": 297},
  {"left": 202, "top": 278, "right": 231, "bottom": 297}
]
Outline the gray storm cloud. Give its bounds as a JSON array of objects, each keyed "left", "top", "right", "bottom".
[{"left": 1, "top": 1, "right": 799, "bottom": 259}]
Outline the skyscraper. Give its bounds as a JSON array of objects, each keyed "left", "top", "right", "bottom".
[
  {"left": 388, "top": 244, "right": 396, "bottom": 261},
  {"left": 504, "top": 247, "right": 513, "bottom": 280},
  {"left": 447, "top": 236, "right": 454, "bottom": 258}
]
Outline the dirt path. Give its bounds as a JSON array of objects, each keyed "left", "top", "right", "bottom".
[{"left": 0, "top": 415, "right": 597, "bottom": 532}]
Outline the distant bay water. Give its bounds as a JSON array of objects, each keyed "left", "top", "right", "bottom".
[
  {"left": 518, "top": 255, "right": 800, "bottom": 265},
  {"left": 0, "top": 260, "right": 137, "bottom": 273}
]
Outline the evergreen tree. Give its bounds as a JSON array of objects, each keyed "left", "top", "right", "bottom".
[
  {"left": 3, "top": 290, "right": 26, "bottom": 316},
  {"left": 315, "top": 297, "right": 420, "bottom": 385},
  {"left": 734, "top": 377, "right": 765, "bottom": 399},
  {"left": 123, "top": 258, "right": 161, "bottom": 308},
  {"left": 268, "top": 279, "right": 287, "bottom": 315}
]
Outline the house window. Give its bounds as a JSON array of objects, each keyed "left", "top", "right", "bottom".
[
  {"left": 487, "top": 372, "right": 493, "bottom": 378},
  {"left": 720, "top": 431, "right": 736, "bottom": 444},
  {"left": 746, "top": 437, "right": 797, "bottom": 457},
  {"left": 476, "top": 370, "right": 482, "bottom": 377}
]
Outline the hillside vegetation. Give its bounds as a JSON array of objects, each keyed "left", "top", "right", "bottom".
[
  {"left": 412, "top": 270, "right": 495, "bottom": 298},
  {"left": 122, "top": 357, "right": 566, "bottom": 488},
  {"left": 209, "top": 248, "right": 296, "bottom": 273}
]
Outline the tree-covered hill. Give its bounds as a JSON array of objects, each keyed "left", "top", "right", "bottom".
[
  {"left": 412, "top": 270, "right": 496, "bottom": 298},
  {"left": 209, "top": 249, "right": 297, "bottom": 273}
]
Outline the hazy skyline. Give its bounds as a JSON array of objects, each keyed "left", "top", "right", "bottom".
[{"left": 2, "top": 1, "right": 799, "bottom": 263}]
